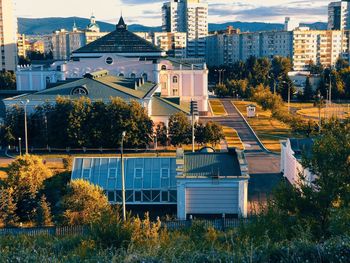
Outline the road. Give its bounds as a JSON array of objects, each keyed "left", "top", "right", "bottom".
[{"left": 203, "top": 99, "right": 281, "bottom": 174}]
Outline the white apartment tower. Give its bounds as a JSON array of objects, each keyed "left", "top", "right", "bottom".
[
  {"left": 328, "top": 0, "right": 350, "bottom": 30},
  {"left": 0, "top": 0, "right": 17, "bottom": 71},
  {"left": 162, "top": 0, "right": 208, "bottom": 58}
]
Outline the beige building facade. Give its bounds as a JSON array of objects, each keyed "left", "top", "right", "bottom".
[{"left": 0, "top": 0, "right": 17, "bottom": 71}]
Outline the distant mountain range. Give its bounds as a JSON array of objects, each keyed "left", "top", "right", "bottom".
[{"left": 18, "top": 17, "right": 327, "bottom": 35}]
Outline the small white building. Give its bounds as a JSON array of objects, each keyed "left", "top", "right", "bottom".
[
  {"left": 71, "top": 148, "right": 250, "bottom": 219},
  {"left": 247, "top": 104, "right": 256, "bottom": 118},
  {"left": 280, "top": 138, "right": 315, "bottom": 186}
]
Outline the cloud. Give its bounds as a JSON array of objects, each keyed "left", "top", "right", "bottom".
[{"left": 15, "top": 0, "right": 329, "bottom": 26}]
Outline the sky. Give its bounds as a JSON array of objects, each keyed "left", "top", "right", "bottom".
[{"left": 15, "top": 0, "right": 331, "bottom": 26}]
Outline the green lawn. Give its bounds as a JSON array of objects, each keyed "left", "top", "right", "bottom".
[
  {"left": 209, "top": 99, "right": 227, "bottom": 116},
  {"left": 233, "top": 101, "right": 294, "bottom": 152}
]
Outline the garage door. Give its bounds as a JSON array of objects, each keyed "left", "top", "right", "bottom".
[{"left": 186, "top": 187, "right": 239, "bottom": 215}]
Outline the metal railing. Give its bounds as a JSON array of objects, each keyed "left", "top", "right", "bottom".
[{"left": 0, "top": 219, "right": 251, "bottom": 237}]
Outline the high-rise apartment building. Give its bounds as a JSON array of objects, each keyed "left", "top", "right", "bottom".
[
  {"left": 135, "top": 31, "right": 187, "bottom": 57},
  {"left": 162, "top": 0, "right": 208, "bottom": 58},
  {"left": 51, "top": 15, "right": 108, "bottom": 60},
  {"left": 206, "top": 27, "right": 349, "bottom": 71},
  {"left": 0, "top": 0, "right": 17, "bottom": 71},
  {"left": 328, "top": 0, "right": 350, "bottom": 30}
]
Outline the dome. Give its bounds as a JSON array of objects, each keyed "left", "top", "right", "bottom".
[{"left": 199, "top": 147, "right": 216, "bottom": 153}]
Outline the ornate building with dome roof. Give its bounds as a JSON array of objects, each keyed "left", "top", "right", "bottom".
[
  {"left": 86, "top": 14, "right": 100, "bottom": 32},
  {"left": 14, "top": 16, "right": 209, "bottom": 115}
]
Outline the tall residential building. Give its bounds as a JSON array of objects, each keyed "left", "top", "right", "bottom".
[
  {"left": 0, "top": 0, "right": 17, "bottom": 71},
  {"left": 135, "top": 32, "right": 187, "bottom": 58},
  {"left": 205, "top": 27, "right": 350, "bottom": 71},
  {"left": 328, "top": 0, "right": 350, "bottom": 30},
  {"left": 51, "top": 15, "right": 108, "bottom": 60},
  {"left": 17, "top": 34, "right": 29, "bottom": 58},
  {"left": 292, "top": 28, "right": 348, "bottom": 71},
  {"left": 162, "top": 0, "right": 208, "bottom": 58}
]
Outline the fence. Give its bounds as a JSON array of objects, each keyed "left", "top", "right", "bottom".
[
  {"left": 164, "top": 218, "right": 251, "bottom": 231},
  {"left": 0, "top": 219, "right": 251, "bottom": 237},
  {"left": 0, "top": 225, "right": 86, "bottom": 237}
]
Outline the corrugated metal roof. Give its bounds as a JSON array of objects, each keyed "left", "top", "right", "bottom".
[
  {"left": 4, "top": 76, "right": 156, "bottom": 102},
  {"left": 183, "top": 152, "right": 242, "bottom": 178},
  {"left": 73, "top": 25, "right": 163, "bottom": 54}
]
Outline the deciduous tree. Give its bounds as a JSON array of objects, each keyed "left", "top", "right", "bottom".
[{"left": 62, "top": 179, "right": 111, "bottom": 225}]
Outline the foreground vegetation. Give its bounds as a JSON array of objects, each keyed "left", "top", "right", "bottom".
[{"left": 0, "top": 120, "right": 348, "bottom": 262}]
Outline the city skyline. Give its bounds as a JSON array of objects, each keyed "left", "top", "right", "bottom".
[{"left": 15, "top": 0, "right": 331, "bottom": 26}]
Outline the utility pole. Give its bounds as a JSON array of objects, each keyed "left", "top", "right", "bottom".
[
  {"left": 190, "top": 100, "right": 198, "bottom": 153},
  {"left": 21, "top": 100, "right": 30, "bottom": 155},
  {"left": 317, "top": 92, "right": 322, "bottom": 133},
  {"left": 121, "top": 131, "right": 126, "bottom": 222},
  {"left": 18, "top": 138, "right": 22, "bottom": 156}
]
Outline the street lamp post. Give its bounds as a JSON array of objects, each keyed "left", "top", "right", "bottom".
[
  {"left": 121, "top": 131, "right": 127, "bottom": 222},
  {"left": 20, "top": 99, "right": 30, "bottom": 155},
  {"left": 215, "top": 69, "right": 226, "bottom": 85},
  {"left": 18, "top": 137, "right": 22, "bottom": 156},
  {"left": 317, "top": 92, "right": 323, "bottom": 133}
]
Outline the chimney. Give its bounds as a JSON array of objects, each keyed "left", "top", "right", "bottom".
[{"left": 134, "top": 80, "right": 138, "bottom": 90}]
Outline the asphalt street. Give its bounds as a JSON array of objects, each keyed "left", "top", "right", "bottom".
[{"left": 201, "top": 99, "right": 281, "bottom": 175}]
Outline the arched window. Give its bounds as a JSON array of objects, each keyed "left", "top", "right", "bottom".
[
  {"left": 71, "top": 86, "right": 89, "bottom": 95},
  {"left": 46, "top": 76, "right": 51, "bottom": 84},
  {"left": 161, "top": 65, "right": 167, "bottom": 70},
  {"left": 142, "top": 73, "right": 148, "bottom": 82},
  {"left": 105, "top": 57, "right": 113, "bottom": 65},
  {"left": 130, "top": 73, "right": 136, "bottom": 79},
  {"left": 118, "top": 73, "right": 124, "bottom": 77},
  {"left": 173, "top": 76, "right": 178, "bottom": 83}
]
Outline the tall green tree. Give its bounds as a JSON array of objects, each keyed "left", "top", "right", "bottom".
[
  {"left": 6, "top": 155, "right": 52, "bottom": 220},
  {"left": 62, "top": 179, "right": 111, "bottom": 226},
  {"left": 169, "top": 112, "right": 191, "bottom": 146},
  {"left": 36, "top": 194, "right": 53, "bottom": 226},
  {"left": 0, "top": 187, "right": 19, "bottom": 227},
  {"left": 156, "top": 122, "right": 168, "bottom": 146},
  {"left": 272, "top": 120, "right": 350, "bottom": 239},
  {"left": 0, "top": 71, "right": 16, "bottom": 90},
  {"left": 303, "top": 76, "right": 314, "bottom": 101},
  {"left": 203, "top": 122, "right": 225, "bottom": 146}
]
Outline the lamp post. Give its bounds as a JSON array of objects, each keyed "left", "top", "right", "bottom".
[
  {"left": 18, "top": 137, "right": 22, "bottom": 156},
  {"left": 316, "top": 92, "right": 323, "bottom": 133},
  {"left": 268, "top": 75, "right": 277, "bottom": 94},
  {"left": 121, "top": 131, "right": 127, "bottom": 222},
  {"left": 280, "top": 80, "right": 289, "bottom": 113},
  {"left": 20, "top": 99, "right": 30, "bottom": 155},
  {"left": 214, "top": 69, "right": 226, "bottom": 85}
]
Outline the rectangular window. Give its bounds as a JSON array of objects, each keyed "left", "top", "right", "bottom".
[
  {"left": 116, "top": 191, "right": 122, "bottom": 202},
  {"left": 152, "top": 190, "right": 160, "bottom": 202},
  {"left": 161, "top": 168, "right": 169, "bottom": 178},
  {"left": 161, "top": 191, "right": 169, "bottom": 202},
  {"left": 108, "top": 168, "right": 117, "bottom": 179},
  {"left": 135, "top": 191, "right": 142, "bottom": 202},
  {"left": 107, "top": 191, "right": 115, "bottom": 202},
  {"left": 143, "top": 190, "right": 151, "bottom": 202},
  {"left": 126, "top": 190, "right": 133, "bottom": 202},
  {"left": 134, "top": 168, "right": 143, "bottom": 179},
  {"left": 82, "top": 168, "right": 91, "bottom": 179}
]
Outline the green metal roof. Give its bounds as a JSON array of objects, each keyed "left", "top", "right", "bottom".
[
  {"left": 4, "top": 75, "right": 157, "bottom": 102},
  {"left": 152, "top": 96, "right": 190, "bottom": 116},
  {"left": 183, "top": 152, "right": 242, "bottom": 178},
  {"left": 73, "top": 17, "right": 163, "bottom": 54}
]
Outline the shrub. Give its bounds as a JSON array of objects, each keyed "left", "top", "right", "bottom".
[{"left": 62, "top": 179, "right": 111, "bottom": 225}]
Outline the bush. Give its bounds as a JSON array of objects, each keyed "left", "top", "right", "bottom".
[
  {"left": 62, "top": 179, "right": 111, "bottom": 226},
  {"left": 89, "top": 208, "right": 132, "bottom": 249}
]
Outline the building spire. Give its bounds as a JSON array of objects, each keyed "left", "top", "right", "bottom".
[{"left": 116, "top": 15, "right": 127, "bottom": 30}]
